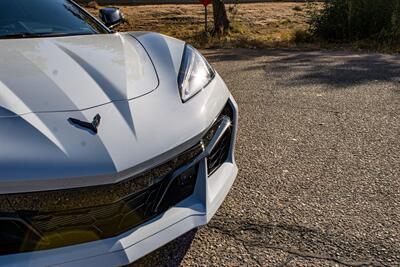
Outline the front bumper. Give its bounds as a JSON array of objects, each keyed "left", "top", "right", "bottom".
[{"left": 0, "top": 97, "right": 238, "bottom": 267}]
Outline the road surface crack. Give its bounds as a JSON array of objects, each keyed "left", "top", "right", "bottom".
[{"left": 206, "top": 220, "right": 386, "bottom": 267}]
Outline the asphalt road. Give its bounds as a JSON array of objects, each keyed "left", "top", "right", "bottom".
[{"left": 132, "top": 49, "right": 400, "bottom": 266}]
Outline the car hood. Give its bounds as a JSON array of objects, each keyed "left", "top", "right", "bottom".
[{"left": 0, "top": 33, "right": 158, "bottom": 116}]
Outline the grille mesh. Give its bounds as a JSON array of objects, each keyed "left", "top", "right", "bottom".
[
  {"left": 206, "top": 102, "right": 234, "bottom": 175},
  {"left": 207, "top": 127, "right": 232, "bottom": 175}
]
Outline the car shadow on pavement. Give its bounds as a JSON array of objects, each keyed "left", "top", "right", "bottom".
[
  {"left": 205, "top": 48, "right": 400, "bottom": 89},
  {"left": 266, "top": 51, "right": 400, "bottom": 89},
  {"left": 203, "top": 48, "right": 291, "bottom": 63},
  {"left": 128, "top": 229, "right": 197, "bottom": 267}
]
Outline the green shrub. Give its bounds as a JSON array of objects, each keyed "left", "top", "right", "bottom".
[
  {"left": 293, "top": 28, "right": 314, "bottom": 43},
  {"left": 311, "top": 0, "right": 400, "bottom": 45},
  {"left": 293, "top": 6, "right": 303, "bottom": 12}
]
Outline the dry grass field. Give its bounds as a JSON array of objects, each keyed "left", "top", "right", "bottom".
[{"left": 87, "top": 2, "right": 318, "bottom": 49}]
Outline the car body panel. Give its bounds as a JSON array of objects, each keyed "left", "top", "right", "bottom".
[
  {"left": 0, "top": 33, "right": 158, "bottom": 116},
  {"left": 0, "top": 27, "right": 239, "bottom": 266}
]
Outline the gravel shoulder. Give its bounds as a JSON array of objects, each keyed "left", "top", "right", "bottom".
[{"left": 132, "top": 48, "right": 400, "bottom": 267}]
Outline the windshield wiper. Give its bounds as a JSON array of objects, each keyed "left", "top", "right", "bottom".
[
  {"left": 0, "top": 32, "right": 95, "bottom": 39},
  {"left": 0, "top": 32, "right": 56, "bottom": 39}
]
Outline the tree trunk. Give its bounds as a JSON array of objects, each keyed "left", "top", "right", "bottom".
[{"left": 212, "top": 0, "right": 230, "bottom": 35}]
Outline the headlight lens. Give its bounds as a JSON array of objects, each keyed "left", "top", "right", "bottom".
[{"left": 178, "top": 45, "right": 216, "bottom": 102}]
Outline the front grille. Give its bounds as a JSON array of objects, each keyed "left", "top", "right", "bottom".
[
  {"left": 207, "top": 127, "right": 232, "bottom": 175},
  {"left": 0, "top": 147, "right": 201, "bottom": 255},
  {"left": 5, "top": 143, "right": 203, "bottom": 213},
  {"left": 0, "top": 101, "right": 235, "bottom": 255},
  {"left": 205, "top": 102, "right": 234, "bottom": 175}
]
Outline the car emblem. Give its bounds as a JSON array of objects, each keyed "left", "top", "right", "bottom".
[{"left": 68, "top": 114, "right": 101, "bottom": 134}]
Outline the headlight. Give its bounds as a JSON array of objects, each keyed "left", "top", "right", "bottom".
[{"left": 178, "top": 45, "right": 216, "bottom": 102}]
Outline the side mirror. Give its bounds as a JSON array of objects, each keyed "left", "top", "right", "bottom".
[{"left": 99, "top": 7, "right": 123, "bottom": 28}]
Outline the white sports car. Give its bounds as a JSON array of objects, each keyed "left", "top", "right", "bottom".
[{"left": 0, "top": 0, "right": 238, "bottom": 266}]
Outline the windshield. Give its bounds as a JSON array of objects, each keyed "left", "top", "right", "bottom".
[{"left": 0, "top": 0, "right": 108, "bottom": 39}]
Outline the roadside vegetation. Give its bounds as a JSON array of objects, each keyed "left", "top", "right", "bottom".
[{"left": 308, "top": 0, "right": 400, "bottom": 52}]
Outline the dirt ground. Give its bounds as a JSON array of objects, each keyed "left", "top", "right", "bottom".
[{"left": 87, "top": 2, "right": 316, "bottom": 48}]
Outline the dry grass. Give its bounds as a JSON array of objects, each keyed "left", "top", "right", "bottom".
[{"left": 86, "top": 2, "right": 319, "bottom": 49}]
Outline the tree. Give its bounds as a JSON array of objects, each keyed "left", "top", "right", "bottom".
[{"left": 212, "top": 0, "right": 230, "bottom": 35}]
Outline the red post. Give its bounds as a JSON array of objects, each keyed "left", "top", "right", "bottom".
[
  {"left": 205, "top": 6, "right": 208, "bottom": 33},
  {"left": 199, "top": 0, "right": 212, "bottom": 33}
]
